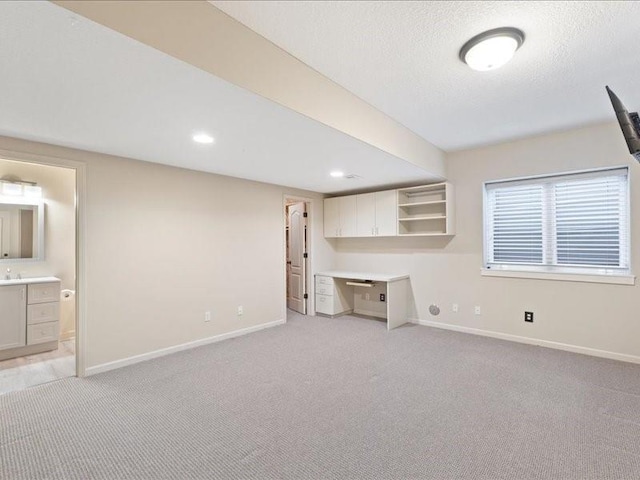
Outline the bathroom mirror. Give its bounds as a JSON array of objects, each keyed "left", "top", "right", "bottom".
[{"left": 0, "top": 198, "right": 45, "bottom": 262}]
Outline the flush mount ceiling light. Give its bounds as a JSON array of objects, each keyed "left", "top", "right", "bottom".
[
  {"left": 330, "top": 171, "right": 344, "bottom": 178},
  {"left": 192, "top": 133, "right": 214, "bottom": 144},
  {"left": 459, "top": 27, "right": 524, "bottom": 71}
]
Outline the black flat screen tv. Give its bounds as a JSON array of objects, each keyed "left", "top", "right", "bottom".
[{"left": 606, "top": 86, "right": 640, "bottom": 162}]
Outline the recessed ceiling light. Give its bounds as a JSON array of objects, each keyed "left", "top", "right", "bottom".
[
  {"left": 193, "top": 133, "right": 215, "bottom": 144},
  {"left": 330, "top": 171, "right": 344, "bottom": 178},
  {"left": 459, "top": 27, "right": 524, "bottom": 72}
]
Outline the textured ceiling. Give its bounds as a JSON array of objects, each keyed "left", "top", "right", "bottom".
[
  {"left": 0, "top": 1, "right": 439, "bottom": 194},
  {"left": 213, "top": 1, "right": 640, "bottom": 151}
]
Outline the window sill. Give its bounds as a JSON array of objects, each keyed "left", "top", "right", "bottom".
[{"left": 481, "top": 269, "right": 636, "bottom": 285}]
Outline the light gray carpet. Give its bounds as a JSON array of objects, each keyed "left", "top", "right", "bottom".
[{"left": 2, "top": 312, "right": 640, "bottom": 479}]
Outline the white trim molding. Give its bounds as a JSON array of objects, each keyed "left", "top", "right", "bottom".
[
  {"left": 411, "top": 318, "right": 640, "bottom": 365},
  {"left": 481, "top": 268, "right": 635, "bottom": 285},
  {"left": 282, "top": 193, "right": 315, "bottom": 318},
  {"left": 86, "top": 319, "right": 285, "bottom": 376}
]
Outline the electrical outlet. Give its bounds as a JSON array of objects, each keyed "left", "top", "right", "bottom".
[
  {"left": 525, "top": 311, "right": 534, "bottom": 323},
  {"left": 474, "top": 306, "right": 481, "bottom": 315},
  {"left": 452, "top": 303, "right": 459, "bottom": 313},
  {"left": 237, "top": 306, "right": 243, "bottom": 316},
  {"left": 204, "top": 311, "right": 211, "bottom": 323},
  {"left": 365, "top": 293, "right": 370, "bottom": 301},
  {"left": 380, "top": 293, "right": 386, "bottom": 302}
]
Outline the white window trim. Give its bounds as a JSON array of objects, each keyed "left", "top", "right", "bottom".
[
  {"left": 481, "top": 268, "right": 635, "bottom": 285},
  {"left": 483, "top": 166, "right": 633, "bottom": 284}
]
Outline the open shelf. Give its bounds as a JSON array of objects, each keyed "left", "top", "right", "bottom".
[
  {"left": 397, "top": 183, "right": 454, "bottom": 236},
  {"left": 399, "top": 216, "right": 446, "bottom": 221},
  {"left": 397, "top": 200, "right": 446, "bottom": 207}
]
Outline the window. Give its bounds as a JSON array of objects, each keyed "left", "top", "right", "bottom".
[{"left": 484, "top": 167, "right": 630, "bottom": 277}]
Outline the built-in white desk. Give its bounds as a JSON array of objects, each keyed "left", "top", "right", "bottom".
[{"left": 315, "top": 271, "right": 410, "bottom": 330}]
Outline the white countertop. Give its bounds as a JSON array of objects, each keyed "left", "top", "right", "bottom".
[
  {"left": 0, "top": 276, "right": 61, "bottom": 286},
  {"left": 315, "top": 271, "right": 409, "bottom": 282}
]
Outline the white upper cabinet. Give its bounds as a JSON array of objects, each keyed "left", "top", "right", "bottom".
[
  {"left": 324, "top": 183, "right": 452, "bottom": 238},
  {"left": 356, "top": 193, "right": 376, "bottom": 236},
  {"left": 324, "top": 197, "right": 340, "bottom": 238},
  {"left": 375, "top": 190, "right": 398, "bottom": 236},
  {"left": 324, "top": 195, "right": 358, "bottom": 238},
  {"left": 339, "top": 196, "right": 357, "bottom": 237},
  {"left": 356, "top": 190, "right": 397, "bottom": 237}
]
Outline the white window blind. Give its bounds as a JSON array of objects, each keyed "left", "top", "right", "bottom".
[{"left": 484, "top": 168, "right": 630, "bottom": 274}]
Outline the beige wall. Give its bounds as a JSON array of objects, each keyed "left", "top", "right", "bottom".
[
  {"left": 334, "top": 122, "right": 640, "bottom": 360},
  {"left": 0, "top": 159, "right": 76, "bottom": 338},
  {"left": 0, "top": 136, "right": 332, "bottom": 370},
  {"left": 3, "top": 121, "right": 637, "bottom": 371}
]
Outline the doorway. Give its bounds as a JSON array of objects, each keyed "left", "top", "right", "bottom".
[
  {"left": 285, "top": 198, "right": 309, "bottom": 315},
  {"left": 0, "top": 158, "right": 79, "bottom": 395}
]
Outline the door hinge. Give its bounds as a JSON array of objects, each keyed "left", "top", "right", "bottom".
[
  {"left": 303, "top": 293, "right": 308, "bottom": 299},
  {"left": 303, "top": 212, "right": 308, "bottom": 217},
  {"left": 303, "top": 252, "right": 308, "bottom": 258}
]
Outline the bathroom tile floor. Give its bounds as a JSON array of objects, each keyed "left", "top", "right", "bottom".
[{"left": 0, "top": 340, "right": 75, "bottom": 395}]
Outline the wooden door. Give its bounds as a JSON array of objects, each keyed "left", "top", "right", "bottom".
[
  {"left": 0, "top": 285, "right": 27, "bottom": 351},
  {"left": 356, "top": 193, "right": 376, "bottom": 237},
  {"left": 375, "top": 190, "right": 398, "bottom": 236},
  {"left": 323, "top": 198, "right": 340, "bottom": 238},
  {"left": 287, "top": 202, "right": 306, "bottom": 314}
]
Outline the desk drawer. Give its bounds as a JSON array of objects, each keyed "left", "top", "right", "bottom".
[
  {"left": 315, "top": 294, "right": 335, "bottom": 315},
  {"left": 315, "top": 284, "right": 334, "bottom": 296},
  {"left": 28, "top": 302, "right": 60, "bottom": 325},
  {"left": 315, "top": 276, "right": 334, "bottom": 287}
]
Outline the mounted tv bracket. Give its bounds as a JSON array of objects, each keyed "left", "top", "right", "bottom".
[{"left": 606, "top": 86, "right": 640, "bottom": 163}]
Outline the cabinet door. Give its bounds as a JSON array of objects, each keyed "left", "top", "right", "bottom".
[
  {"left": 375, "top": 190, "right": 398, "bottom": 236},
  {"left": 323, "top": 197, "right": 340, "bottom": 238},
  {"left": 356, "top": 193, "right": 376, "bottom": 237},
  {"left": 0, "top": 285, "right": 27, "bottom": 351},
  {"left": 339, "top": 196, "right": 358, "bottom": 237}
]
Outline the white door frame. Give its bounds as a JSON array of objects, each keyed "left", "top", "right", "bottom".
[
  {"left": 282, "top": 194, "right": 315, "bottom": 321},
  {"left": 0, "top": 147, "right": 87, "bottom": 377},
  {"left": 286, "top": 201, "right": 306, "bottom": 314}
]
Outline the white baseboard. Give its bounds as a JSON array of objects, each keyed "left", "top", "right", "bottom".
[
  {"left": 86, "top": 319, "right": 286, "bottom": 376},
  {"left": 411, "top": 318, "right": 640, "bottom": 365}
]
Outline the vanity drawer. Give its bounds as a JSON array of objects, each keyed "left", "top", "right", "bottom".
[
  {"left": 27, "top": 302, "right": 60, "bottom": 325},
  {"left": 27, "top": 321, "right": 59, "bottom": 345},
  {"left": 28, "top": 283, "right": 60, "bottom": 305},
  {"left": 315, "top": 284, "right": 334, "bottom": 296},
  {"left": 315, "top": 275, "right": 334, "bottom": 287}
]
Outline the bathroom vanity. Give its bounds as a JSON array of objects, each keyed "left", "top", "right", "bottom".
[{"left": 0, "top": 277, "right": 61, "bottom": 361}]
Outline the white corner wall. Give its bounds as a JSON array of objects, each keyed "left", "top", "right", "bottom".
[
  {"left": 333, "top": 122, "right": 640, "bottom": 361},
  {"left": 0, "top": 136, "right": 333, "bottom": 371}
]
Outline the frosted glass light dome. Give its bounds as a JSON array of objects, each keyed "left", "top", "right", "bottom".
[{"left": 460, "top": 28, "right": 524, "bottom": 72}]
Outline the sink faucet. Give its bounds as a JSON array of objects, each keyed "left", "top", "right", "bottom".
[{"left": 5, "top": 268, "right": 11, "bottom": 280}]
